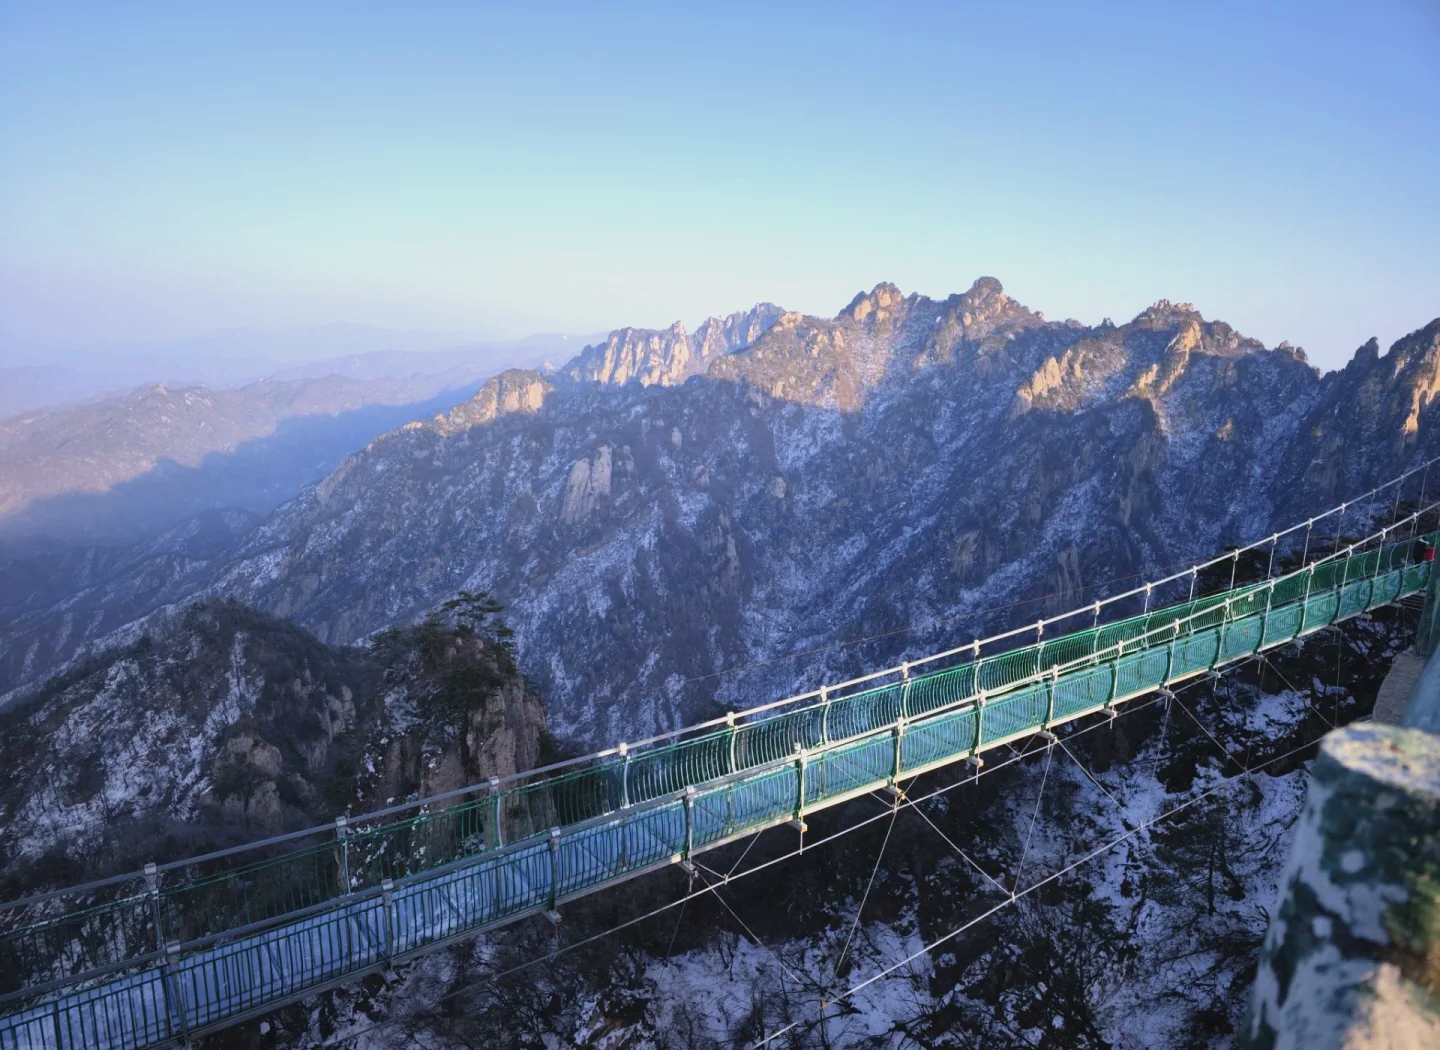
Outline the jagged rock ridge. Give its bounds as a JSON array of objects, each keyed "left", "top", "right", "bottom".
[
  {"left": 2, "top": 283, "right": 1439, "bottom": 753},
  {"left": 562, "top": 303, "right": 785, "bottom": 388}
]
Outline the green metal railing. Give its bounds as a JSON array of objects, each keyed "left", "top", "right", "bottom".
[{"left": 1, "top": 500, "right": 1435, "bottom": 1049}]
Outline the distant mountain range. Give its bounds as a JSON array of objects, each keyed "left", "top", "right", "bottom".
[
  {"left": 0, "top": 373, "right": 478, "bottom": 544},
  {"left": 0, "top": 326, "right": 605, "bottom": 418},
  {"left": 0, "top": 330, "right": 607, "bottom": 544},
  {"left": 4, "top": 281, "right": 1433, "bottom": 1050},
  {"left": 3, "top": 278, "right": 1437, "bottom": 745}
]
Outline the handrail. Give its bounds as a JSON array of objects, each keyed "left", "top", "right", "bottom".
[
  {"left": 1, "top": 470, "right": 1433, "bottom": 923},
  {"left": 0, "top": 507, "right": 1430, "bottom": 1042}
]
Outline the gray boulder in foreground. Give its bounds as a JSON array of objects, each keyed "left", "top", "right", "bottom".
[{"left": 1245, "top": 722, "right": 1440, "bottom": 1049}]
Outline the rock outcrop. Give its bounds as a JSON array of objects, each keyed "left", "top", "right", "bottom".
[
  {"left": 0, "top": 599, "right": 544, "bottom": 893},
  {"left": 2, "top": 282, "right": 1438, "bottom": 754},
  {"left": 562, "top": 303, "right": 783, "bottom": 387}
]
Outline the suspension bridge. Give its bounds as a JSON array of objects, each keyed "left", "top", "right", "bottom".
[{"left": 3, "top": 465, "right": 1438, "bottom": 1050}]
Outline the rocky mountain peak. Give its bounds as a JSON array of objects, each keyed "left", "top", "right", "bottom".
[
  {"left": 437, "top": 369, "right": 552, "bottom": 435},
  {"left": 1270, "top": 318, "right": 1440, "bottom": 509},
  {"left": 561, "top": 303, "right": 784, "bottom": 389},
  {"left": 838, "top": 282, "right": 906, "bottom": 324},
  {"left": 960, "top": 275, "right": 1007, "bottom": 305},
  {"left": 1133, "top": 299, "right": 1203, "bottom": 329},
  {"left": 692, "top": 303, "right": 785, "bottom": 360},
  {"left": 1384, "top": 320, "right": 1440, "bottom": 437}
]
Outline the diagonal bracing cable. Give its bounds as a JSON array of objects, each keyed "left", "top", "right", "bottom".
[
  {"left": 295, "top": 644, "right": 1344, "bottom": 1049},
  {"left": 1258, "top": 653, "right": 1336, "bottom": 731},
  {"left": 692, "top": 861, "right": 822, "bottom": 994},
  {"left": 663, "top": 893, "right": 689, "bottom": 962},
  {"left": 750, "top": 716, "right": 1355, "bottom": 1049},
  {"left": 834, "top": 794, "right": 901, "bottom": 978},
  {"left": 894, "top": 793, "right": 1010, "bottom": 896},
  {"left": 1166, "top": 685, "right": 1248, "bottom": 774},
  {"left": 1054, "top": 737, "right": 1130, "bottom": 823},
  {"left": 1011, "top": 743, "right": 1053, "bottom": 896}
]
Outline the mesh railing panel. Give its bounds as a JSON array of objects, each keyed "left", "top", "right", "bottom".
[{"left": 4, "top": 530, "right": 1431, "bottom": 1050}]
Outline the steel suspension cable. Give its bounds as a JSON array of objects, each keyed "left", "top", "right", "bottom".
[
  {"left": 10, "top": 474, "right": 1437, "bottom": 923},
  {"left": 692, "top": 863, "right": 818, "bottom": 994},
  {"left": 834, "top": 796, "right": 901, "bottom": 978},
  {"left": 889, "top": 792, "right": 1009, "bottom": 896},
  {"left": 319, "top": 635, "right": 1345, "bottom": 1050},
  {"left": 1054, "top": 737, "right": 1130, "bottom": 823},
  {"left": 751, "top": 710, "right": 1360, "bottom": 1048},
  {"left": 319, "top": 690, "right": 1175, "bottom": 1049},
  {"left": 1011, "top": 743, "right": 1053, "bottom": 896}
]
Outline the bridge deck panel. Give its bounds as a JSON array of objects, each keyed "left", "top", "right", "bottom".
[{"left": 2, "top": 533, "right": 1432, "bottom": 1050}]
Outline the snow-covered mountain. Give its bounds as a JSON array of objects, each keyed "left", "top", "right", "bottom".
[
  {"left": 3, "top": 281, "right": 1438, "bottom": 753},
  {"left": 0, "top": 599, "right": 544, "bottom": 898},
  {"left": 4, "top": 279, "right": 1440, "bottom": 1048}
]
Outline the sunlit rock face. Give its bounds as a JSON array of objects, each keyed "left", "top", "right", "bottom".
[
  {"left": 2, "top": 282, "right": 1439, "bottom": 752},
  {"left": 561, "top": 303, "right": 784, "bottom": 388},
  {"left": 1271, "top": 318, "right": 1440, "bottom": 516}
]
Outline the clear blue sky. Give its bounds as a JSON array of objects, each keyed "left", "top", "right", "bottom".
[{"left": 2, "top": 0, "right": 1437, "bottom": 370}]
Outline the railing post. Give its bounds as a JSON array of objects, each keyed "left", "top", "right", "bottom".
[
  {"left": 161, "top": 941, "right": 190, "bottom": 1045},
  {"left": 334, "top": 816, "right": 351, "bottom": 894},
  {"left": 820, "top": 686, "right": 831, "bottom": 744},
  {"left": 49, "top": 998, "right": 64, "bottom": 1050},
  {"left": 381, "top": 877, "right": 395, "bottom": 960},
  {"left": 899, "top": 663, "right": 911, "bottom": 721},
  {"left": 1220, "top": 597, "right": 1233, "bottom": 659},
  {"left": 892, "top": 719, "right": 906, "bottom": 783},
  {"left": 144, "top": 862, "right": 165, "bottom": 950},
  {"left": 1109, "top": 640, "right": 1123, "bottom": 703},
  {"left": 683, "top": 785, "right": 696, "bottom": 860},
  {"left": 1165, "top": 621, "right": 1179, "bottom": 682},
  {"left": 618, "top": 742, "right": 630, "bottom": 809},
  {"left": 1301, "top": 564, "right": 1315, "bottom": 632},
  {"left": 975, "top": 692, "right": 987, "bottom": 751},
  {"left": 794, "top": 745, "right": 808, "bottom": 819},
  {"left": 1260, "top": 580, "right": 1274, "bottom": 649},
  {"left": 548, "top": 828, "right": 562, "bottom": 907},
  {"left": 1044, "top": 667, "right": 1058, "bottom": 728},
  {"left": 488, "top": 776, "right": 503, "bottom": 849}
]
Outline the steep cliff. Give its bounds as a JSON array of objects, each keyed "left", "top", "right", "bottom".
[
  {"left": 0, "top": 599, "right": 545, "bottom": 896},
  {"left": 2, "top": 282, "right": 1437, "bottom": 755}
]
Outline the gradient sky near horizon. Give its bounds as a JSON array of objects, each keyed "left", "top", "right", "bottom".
[{"left": 2, "top": 0, "right": 1437, "bottom": 371}]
